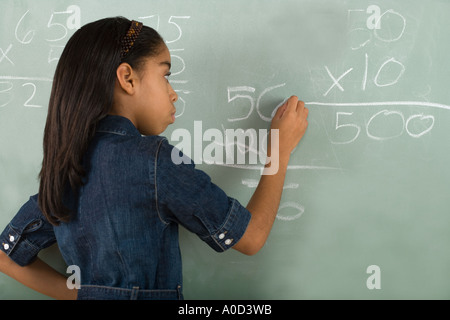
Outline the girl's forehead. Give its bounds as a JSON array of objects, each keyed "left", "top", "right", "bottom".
[
  {"left": 158, "top": 45, "right": 171, "bottom": 62},
  {"left": 147, "top": 45, "right": 171, "bottom": 66}
]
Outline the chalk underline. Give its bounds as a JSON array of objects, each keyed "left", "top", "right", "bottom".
[
  {"left": 306, "top": 100, "right": 450, "bottom": 111},
  {"left": 204, "top": 162, "right": 340, "bottom": 171},
  {"left": 0, "top": 75, "right": 53, "bottom": 82}
]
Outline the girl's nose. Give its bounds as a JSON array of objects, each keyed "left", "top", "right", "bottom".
[{"left": 169, "top": 84, "right": 178, "bottom": 103}]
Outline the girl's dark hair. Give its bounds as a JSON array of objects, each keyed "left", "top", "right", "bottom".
[{"left": 39, "top": 17, "right": 164, "bottom": 225}]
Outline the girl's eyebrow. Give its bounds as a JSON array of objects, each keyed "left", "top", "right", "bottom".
[{"left": 159, "top": 61, "right": 171, "bottom": 69}]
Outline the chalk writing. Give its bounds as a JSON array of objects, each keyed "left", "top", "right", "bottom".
[
  {"left": 323, "top": 56, "right": 406, "bottom": 96},
  {"left": 227, "top": 84, "right": 286, "bottom": 122},
  {"left": 0, "top": 6, "right": 80, "bottom": 109},
  {"left": 14, "top": 10, "right": 35, "bottom": 45},
  {"left": 0, "top": 44, "right": 14, "bottom": 66},
  {"left": 139, "top": 14, "right": 191, "bottom": 119},
  {"left": 22, "top": 83, "right": 41, "bottom": 108},
  {"left": 327, "top": 108, "right": 436, "bottom": 144}
]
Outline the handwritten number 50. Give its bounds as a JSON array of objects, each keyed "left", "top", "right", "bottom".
[{"left": 227, "top": 84, "right": 286, "bottom": 122}]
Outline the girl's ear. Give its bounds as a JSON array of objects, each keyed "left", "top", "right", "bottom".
[{"left": 116, "top": 63, "right": 136, "bottom": 95}]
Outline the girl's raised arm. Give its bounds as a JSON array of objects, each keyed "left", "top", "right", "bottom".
[{"left": 233, "top": 96, "right": 309, "bottom": 255}]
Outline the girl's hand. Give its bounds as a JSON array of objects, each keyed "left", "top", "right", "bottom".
[{"left": 269, "top": 95, "right": 309, "bottom": 161}]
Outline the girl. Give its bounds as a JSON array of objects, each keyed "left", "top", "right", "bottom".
[{"left": 0, "top": 17, "right": 308, "bottom": 300}]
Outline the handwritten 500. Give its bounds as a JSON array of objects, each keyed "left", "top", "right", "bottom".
[{"left": 332, "top": 109, "right": 434, "bottom": 144}]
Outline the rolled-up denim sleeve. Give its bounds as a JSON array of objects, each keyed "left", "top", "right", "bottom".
[
  {"left": 0, "top": 194, "right": 56, "bottom": 266},
  {"left": 155, "top": 139, "right": 251, "bottom": 252}
]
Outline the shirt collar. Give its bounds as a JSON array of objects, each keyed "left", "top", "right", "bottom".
[{"left": 96, "top": 115, "right": 141, "bottom": 137}]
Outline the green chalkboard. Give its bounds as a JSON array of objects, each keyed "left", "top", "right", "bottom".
[{"left": 1, "top": 0, "right": 450, "bottom": 299}]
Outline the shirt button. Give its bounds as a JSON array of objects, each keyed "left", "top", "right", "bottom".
[
  {"left": 9, "top": 235, "right": 15, "bottom": 242},
  {"left": 224, "top": 239, "right": 233, "bottom": 245},
  {"left": 219, "top": 233, "right": 225, "bottom": 240},
  {"left": 3, "top": 243, "right": 9, "bottom": 250}
]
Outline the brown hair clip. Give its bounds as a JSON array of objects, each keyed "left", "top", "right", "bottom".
[{"left": 120, "top": 20, "right": 143, "bottom": 60}]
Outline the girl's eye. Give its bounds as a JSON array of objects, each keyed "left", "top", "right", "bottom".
[{"left": 164, "top": 72, "right": 171, "bottom": 81}]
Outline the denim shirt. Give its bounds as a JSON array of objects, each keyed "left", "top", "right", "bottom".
[{"left": 0, "top": 115, "right": 251, "bottom": 300}]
